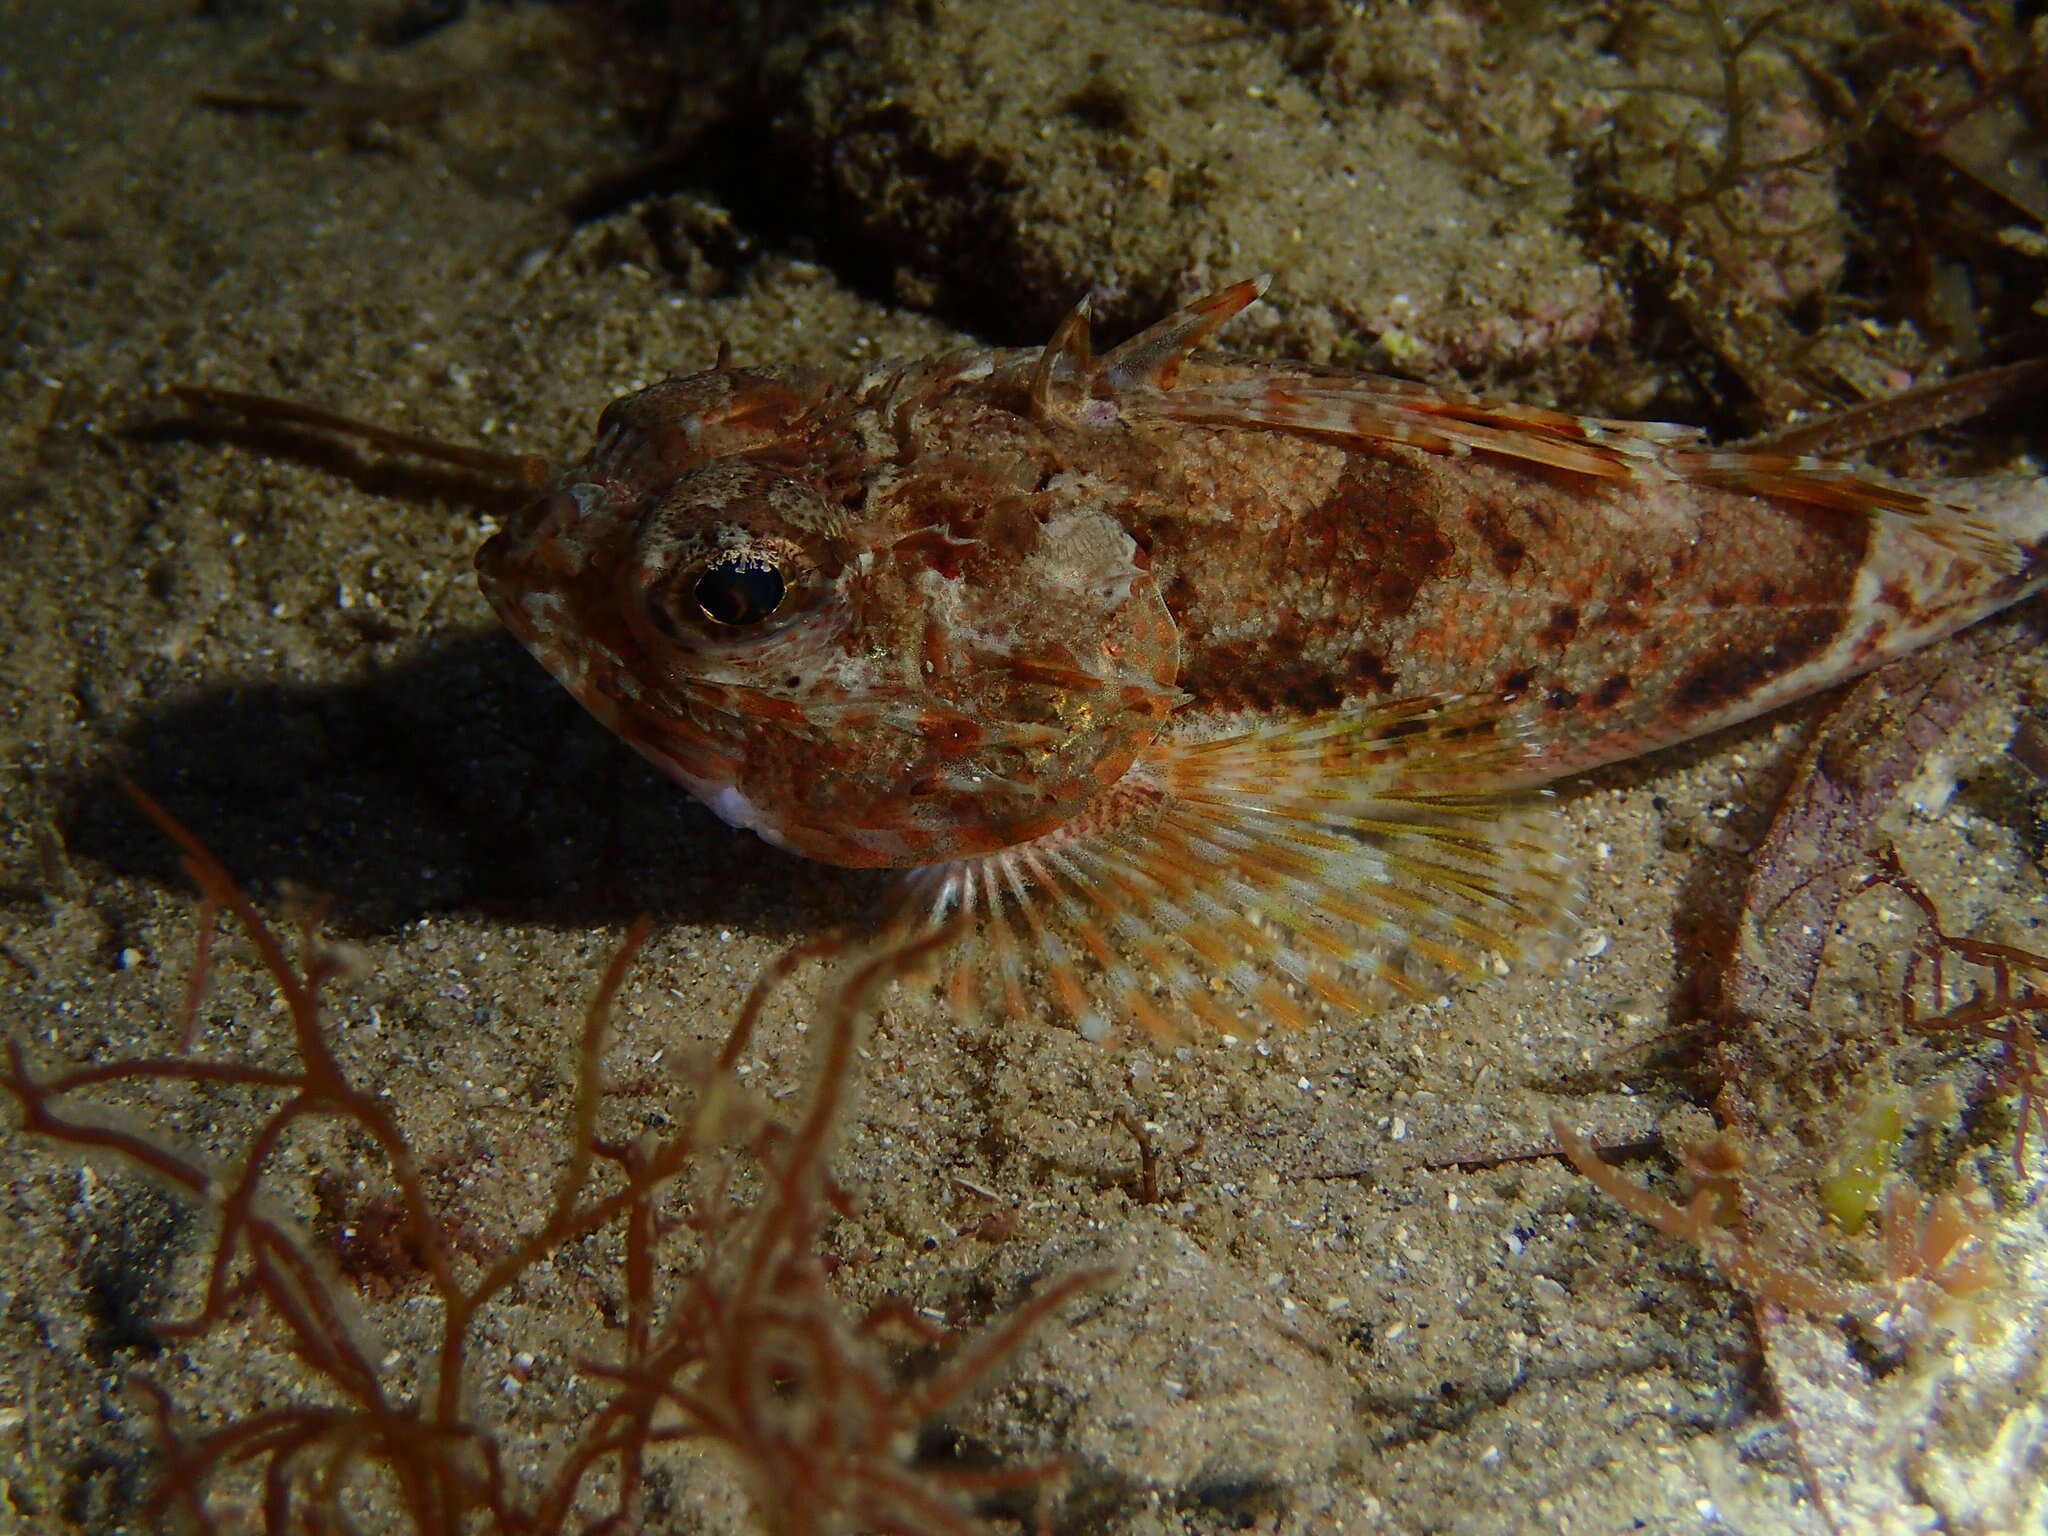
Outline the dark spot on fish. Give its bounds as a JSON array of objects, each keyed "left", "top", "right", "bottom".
[
  {"left": 1500, "top": 667, "right": 1534, "bottom": 694},
  {"left": 1602, "top": 598, "right": 1648, "bottom": 636},
  {"left": 1874, "top": 575, "right": 1932, "bottom": 626},
  {"left": 1671, "top": 611, "right": 1842, "bottom": 714},
  {"left": 1271, "top": 669, "right": 1346, "bottom": 712},
  {"left": 1540, "top": 604, "right": 1580, "bottom": 646},
  {"left": 1441, "top": 716, "right": 1500, "bottom": 742},
  {"left": 1349, "top": 648, "right": 1397, "bottom": 693},
  {"left": 1180, "top": 614, "right": 1344, "bottom": 714},
  {"left": 1617, "top": 565, "right": 1652, "bottom": 601},
  {"left": 1312, "top": 462, "right": 1452, "bottom": 621},
  {"left": 1466, "top": 504, "right": 1527, "bottom": 580},
  {"left": 1848, "top": 624, "right": 1891, "bottom": 666},
  {"left": 1591, "top": 672, "right": 1632, "bottom": 709},
  {"left": 1545, "top": 687, "right": 1578, "bottom": 712}
]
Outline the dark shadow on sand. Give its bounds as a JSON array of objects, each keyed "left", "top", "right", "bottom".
[{"left": 62, "top": 627, "right": 888, "bottom": 940}]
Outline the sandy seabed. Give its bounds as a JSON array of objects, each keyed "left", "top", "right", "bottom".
[{"left": 2, "top": 3, "right": 2045, "bottom": 1533}]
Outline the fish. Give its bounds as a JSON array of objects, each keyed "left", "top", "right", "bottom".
[{"left": 378, "top": 280, "right": 2048, "bottom": 1038}]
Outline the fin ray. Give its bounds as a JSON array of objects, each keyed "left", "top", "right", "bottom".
[
  {"left": 1131, "top": 372, "right": 1699, "bottom": 483},
  {"left": 1096, "top": 276, "right": 1269, "bottom": 394}
]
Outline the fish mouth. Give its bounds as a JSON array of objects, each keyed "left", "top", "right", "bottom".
[
  {"left": 473, "top": 519, "right": 517, "bottom": 597},
  {"left": 472, "top": 509, "right": 557, "bottom": 645}
]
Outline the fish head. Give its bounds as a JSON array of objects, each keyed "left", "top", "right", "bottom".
[{"left": 477, "top": 366, "right": 1182, "bottom": 868}]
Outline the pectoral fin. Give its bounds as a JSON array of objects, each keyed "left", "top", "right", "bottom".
[{"left": 880, "top": 695, "right": 1576, "bottom": 1041}]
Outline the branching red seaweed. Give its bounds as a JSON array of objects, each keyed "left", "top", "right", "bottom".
[
  {"left": 1, "top": 784, "right": 1100, "bottom": 1534},
  {"left": 1551, "top": 615, "right": 2042, "bottom": 1532},
  {"left": 1872, "top": 847, "right": 2048, "bottom": 1180}
]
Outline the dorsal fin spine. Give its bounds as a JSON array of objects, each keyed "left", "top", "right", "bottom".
[
  {"left": 1097, "top": 275, "right": 1270, "bottom": 396},
  {"left": 1028, "top": 296, "right": 1095, "bottom": 418}
]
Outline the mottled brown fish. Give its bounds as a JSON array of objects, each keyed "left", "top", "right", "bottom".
[{"left": 238, "top": 281, "right": 2048, "bottom": 1039}]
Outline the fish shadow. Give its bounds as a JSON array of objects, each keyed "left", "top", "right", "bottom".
[{"left": 62, "top": 628, "right": 886, "bottom": 940}]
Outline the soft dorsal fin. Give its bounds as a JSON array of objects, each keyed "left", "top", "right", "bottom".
[
  {"left": 1140, "top": 370, "right": 1702, "bottom": 482},
  {"left": 1061, "top": 279, "right": 1698, "bottom": 478},
  {"left": 1085, "top": 281, "right": 2028, "bottom": 576},
  {"left": 875, "top": 694, "right": 1576, "bottom": 1041},
  {"left": 1744, "top": 356, "right": 2048, "bottom": 458},
  {"left": 1660, "top": 445, "right": 2024, "bottom": 573}
]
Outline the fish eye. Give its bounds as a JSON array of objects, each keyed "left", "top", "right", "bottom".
[{"left": 693, "top": 552, "right": 787, "bottom": 626}]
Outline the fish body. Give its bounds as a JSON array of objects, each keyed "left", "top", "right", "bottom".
[{"left": 478, "top": 281, "right": 2046, "bottom": 1037}]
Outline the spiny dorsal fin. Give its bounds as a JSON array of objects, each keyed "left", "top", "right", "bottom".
[
  {"left": 1029, "top": 295, "right": 1094, "bottom": 419},
  {"left": 1029, "top": 278, "right": 1269, "bottom": 423},
  {"left": 877, "top": 694, "right": 1576, "bottom": 1042},
  {"left": 1096, "top": 276, "right": 1269, "bottom": 394}
]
